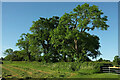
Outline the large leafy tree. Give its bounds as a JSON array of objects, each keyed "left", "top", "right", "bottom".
[
  {"left": 4, "top": 3, "right": 109, "bottom": 62},
  {"left": 50, "top": 3, "right": 109, "bottom": 62},
  {"left": 28, "top": 34, "right": 43, "bottom": 61},
  {"left": 16, "top": 33, "right": 31, "bottom": 61},
  {"left": 29, "top": 16, "right": 60, "bottom": 62}
]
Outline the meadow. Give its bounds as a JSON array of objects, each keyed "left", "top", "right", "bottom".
[{"left": 1, "top": 61, "right": 120, "bottom": 79}]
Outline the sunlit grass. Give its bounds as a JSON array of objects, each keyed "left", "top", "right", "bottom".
[{"left": 2, "top": 61, "right": 120, "bottom": 78}]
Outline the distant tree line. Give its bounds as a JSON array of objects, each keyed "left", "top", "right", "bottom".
[
  {"left": 3, "top": 3, "right": 109, "bottom": 62},
  {"left": 97, "top": 58, "right": 110, "bottom": 62}
]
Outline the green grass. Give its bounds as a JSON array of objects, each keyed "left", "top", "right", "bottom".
[
  {"left": 73, "top": 73, "right": 119, "bottom": 78},
  {"left": 1, "top": 61, "right": 120, "bottom": 79}
]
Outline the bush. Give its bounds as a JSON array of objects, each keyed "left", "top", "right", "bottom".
[
  {"left": 113, "top": 56, "right": 120, "bottom": 65},
  {"left": 45, "top": 62, "right": 112, "bottom": 74}
]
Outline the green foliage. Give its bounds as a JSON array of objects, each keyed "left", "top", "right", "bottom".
[
  {"left": 29, "top": 16, "right": 60, "bottom": 62},
  {"left": 98, "top": 58, "right": 103, "bottom": 62},
  {"left": 3, "top": 61, "right": 118, "bottom": 78},
  {"left": 97, "top": 58, "right": 111, "bottom": 62},
  {"left": 4, "top": 48, "right": 14, "bottom": 61},
  {"left": 113, "top": 55, "right": 120, "bottom": 65},
  {"left": 50, "top": 3, "right": 108, "bottom": 62},
  {"left": 0, "top": 57, "right": 4, "bottom": 60},
  {"left": 3, "top": 48, "right": 14, "bottom": 56},
  {"left": 3, "top": 3, "right": 109, "bottom": 63},
  {"left": 16, "top": 33, "right": 31, "bottom": 61}
]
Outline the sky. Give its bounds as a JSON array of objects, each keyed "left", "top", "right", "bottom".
[{"left": 1, "top": 2, "right": 118, "bottom": 61}]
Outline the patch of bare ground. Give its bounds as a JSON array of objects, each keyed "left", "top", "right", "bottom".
[
  {"left": 67, "top": 72, "right": 76, "bottom": 78},
  {"left": 3, "top": 64, "right": 76, "bottom": 78},
  {"left": 5, "top": 64, "right": 52, "bottom": 75},
  {"left": 27, "top": 68, "right": 52, "bottom": 74},
  {"left": 0, "top": 65, "right": 20, "bottom": 77},
  {"left": 5, "top": 65, "right": 33, "bottom": 75}
]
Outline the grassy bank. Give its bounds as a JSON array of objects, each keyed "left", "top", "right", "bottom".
[{"left": 1, "top": 61, "right": 119, "bottom": 79}]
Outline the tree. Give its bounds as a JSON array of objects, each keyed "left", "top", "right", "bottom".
[
  {"left": 113, "top": 56, "right": 120, "bottom": 65},
  {"left": 16, "top": 33, "right": 31, "bottom": 61},
  {"left": 12, "top": 50, "right": 26, "bottom": 61},
  {"left": 3, "top": 48, "right": 15, "bottom": 61},
  {"left": 50, "top": 3, "right": 109, "bottom": 62},
  {"left": 97, "top": 58, "right": 110, "bottom": 62},
  {"left": 0, "top": 57, "right": 4, "bottom": 60},
  {"left": 4, "top": 48, "right": 13, "bottom": 55},
  {"left": 98, "top": 58, "right": 103, "bottom": 62},
  {"left": 29, "top": 16, "right": 60, "bottom": 62},
  {"left": 3, "top": 49, "right": 26, "bottom": 61},
  {"left": 4, "top": 3, "right": 109, "bottom": 62}
]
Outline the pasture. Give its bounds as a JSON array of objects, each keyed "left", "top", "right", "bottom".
[{"left": 1, "top": 61, "right": 120, "bottom": 79}]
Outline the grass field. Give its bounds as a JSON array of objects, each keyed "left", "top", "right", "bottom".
[{"left": 1, "top": 61, "right": 120, "bottom": 79}]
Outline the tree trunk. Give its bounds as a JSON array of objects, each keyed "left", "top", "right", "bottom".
[
  {"left": 63, "top": 53, "right": 67, "bottom": 62},
  {"left": 28, "top": 52, "right": 31, "bottom": 61},
  {"left": 74, "top": 39, "right": 78, "bottom": 52},
  {"left": 26, "top": 44, "right": 31, "bottom": 61}
]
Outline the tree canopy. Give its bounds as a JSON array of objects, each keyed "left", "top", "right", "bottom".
[
  {"left": 3, "top": 3, "right": 109, "bottom": 62},
  {"left": 50, "top": 3, "right": 108, "bottom": 62}
]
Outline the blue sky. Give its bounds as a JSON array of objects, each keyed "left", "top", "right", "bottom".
[{"left": 1, "top": 2, "right": 118, "bottom": 61}]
